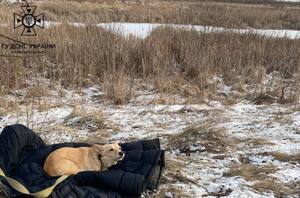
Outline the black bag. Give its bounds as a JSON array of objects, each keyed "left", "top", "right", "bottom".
[{"left": 0, "top": 124, "right": 165, "bottom": 198}]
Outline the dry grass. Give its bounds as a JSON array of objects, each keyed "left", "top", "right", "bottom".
[
  {"left": 226, "top": 160, "right": 299, "bottom": 196},
  {"left": 224, "top": 163, "right": 278, "bottom": 181},
  {"left": 219, "top": 160, "right": 299, "bottom": 196},
  {"left": 259, "top": 151, "right": 300, "bottom": 163},
  {"left": 242, "top": 138, "right": 276, "bottom": 147},
  {"left": 62, "top": 106, "right": 116, "bottom": 141},
  {"left": 102, "top": 72, "right": 134, "bottom": 104},
  {"left": 36, "top": 1, "right": 300, "bottom": 30},
  {"left": 25, "top": 84, "right": 49, "bottom": 99},
  {"left": 2, "top": 0, "right": 300, "bottom": 29},
  {"left": 64, "top": 106, "right": 105, "bottom": 127},
  {"left": 167, "top": 123, "right": 236, "bottom": 153},
  {"left": 252, "top": 180, "right": 298, "bottom": 197},
  {"left": 1, "top": 24, "right": 300, "bottom": 103},
  {"left": 147, "top": 28, "right": 300, "bottom": 102}
]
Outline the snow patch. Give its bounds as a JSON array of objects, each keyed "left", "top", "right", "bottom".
[
  {"left": 0, "top": 107, "right": 72, "bottom": 130},
  {"left": 274, "top": 167, "right": 300, "bottom": 183},
  {"left": 83, "top": 86, "right": 103, "bottom": 99},
  {"left": 43, "top": 21, "right": 300, "bottom": 39}
]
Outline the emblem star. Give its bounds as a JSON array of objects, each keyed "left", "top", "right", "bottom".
[{"left": 14, "top": 5, "right": 44, "bottom": 36}]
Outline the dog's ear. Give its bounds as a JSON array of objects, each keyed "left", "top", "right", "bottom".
[{"left": 92, "top": 144, "right": 104, "bottom": 154}]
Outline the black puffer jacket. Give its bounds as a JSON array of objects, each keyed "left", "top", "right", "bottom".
[{"left": 0, "top": 124, "right": 165, "bottom": 198}]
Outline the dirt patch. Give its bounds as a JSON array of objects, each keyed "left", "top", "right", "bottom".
[
  {"left": 241, "top": 138, "right": 276, "bottom": 148},
  {"left": 167, "top": 123, "right": 237, "bottom": 154},
  {"left": 150, "top": 185, "right": 193, "bottom": 198},
  {"left": 79, "top": 130, "right": 111, "bottom": 143},
  {"left": 206, "top": 188, "right": 233, "bottom": 197},
  {"left": 259, "top": 151, "right": 300, "bottom": 164},
  {"left": 66, "top": 116, "right": 107, "bottom": 132},
  {"left": 252, "top": 180, "right": 296, "bottom": 197},
  {"left": 251, "top": 93, "right": 277, "bottom": 105},
  {"left": 224, "top": 163, "right": 278, "bottom": 181},
  {"left": 63, "top": 106, "right": 115, "bottom": 133}
]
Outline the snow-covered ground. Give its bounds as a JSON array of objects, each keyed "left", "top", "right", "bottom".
[{"left": 0, "top": 78, "right": 299, "bottom": 197}]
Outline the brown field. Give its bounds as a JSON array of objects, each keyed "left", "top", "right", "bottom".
[
  {"left": 0, "top": 23, "right": 299, "bottom": 104},
  {"left": 1, "top": 0, "right": 300, "bottom": 29}
]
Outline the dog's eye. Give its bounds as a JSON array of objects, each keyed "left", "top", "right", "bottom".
[{"left": 109, "top": 149, "right": 113, "bottom": 151}]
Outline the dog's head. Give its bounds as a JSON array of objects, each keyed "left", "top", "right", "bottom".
[{"left": 92, "top": 143, "right": 124, "bottom": 168}]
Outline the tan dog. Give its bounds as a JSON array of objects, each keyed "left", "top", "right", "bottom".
[{"left": 43, "top": 143, "right": 124, "bottom": 176}]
